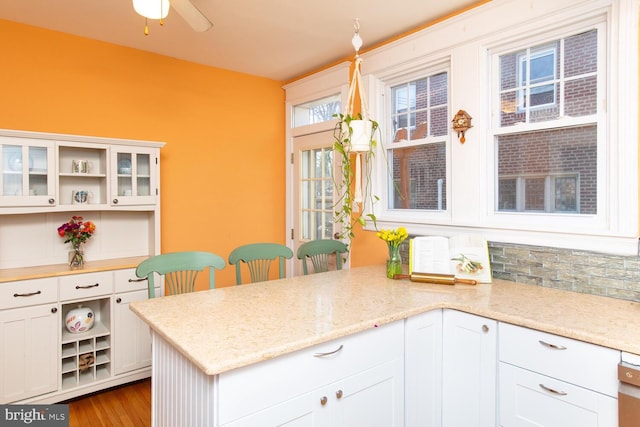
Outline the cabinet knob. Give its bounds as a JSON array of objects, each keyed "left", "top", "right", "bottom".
[
  {"left": 482, "top": 324, "right": 489, "bottom": 333},
  {"left": 51, "top": 307, "right": 58, "bottom": 314},
  {"left": 48, "top": 198, "right": 55, "bottom": 204},
  {"left": 320, "top": 396, "right": 328, "bottom": 406},
  {"left": 116, "top": 297, "right": 122, "bottom": 303},
  {"left": 335, "top": 389, "right": 343, "bottom": 399},
  {"left": 113, "top": 198, "right": 119, "bottom": 204}
]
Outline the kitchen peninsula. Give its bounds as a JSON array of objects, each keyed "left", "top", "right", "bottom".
[{"left": 130, "top": 265, "right": 640, "bottom": 427}]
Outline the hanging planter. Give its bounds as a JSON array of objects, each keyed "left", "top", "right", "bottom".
[
  {"left": 333, "top": 21, "right": 380, "bottom": 245},
  {"left": 346, "top": 119, "right": 374, "bottom": 153}
]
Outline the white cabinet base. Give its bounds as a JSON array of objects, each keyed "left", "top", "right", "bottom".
[{"left": 500, "top": 363, "right": 617, "bottom": 427}]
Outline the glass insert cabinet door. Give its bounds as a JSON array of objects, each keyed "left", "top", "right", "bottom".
[
  {"left": 0, "top": 139, "right": 55, "bottom": 206},
  {"left": 111, "top": 147, "right": 157, "bottom": 206}
]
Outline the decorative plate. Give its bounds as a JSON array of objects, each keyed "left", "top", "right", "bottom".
[
  {"left": 118, "top": 158, "right": 132, "bottom": 174},
  {"left": 7, "top": 153, "right": 22, "bottom": 171}
]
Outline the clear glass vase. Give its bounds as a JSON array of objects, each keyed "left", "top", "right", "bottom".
[
  {"left": 386, "top": 244, "right": 402, "bottom": 279},
  {"left": 68, "top": 243, "right": 85, "bottom": 269}
]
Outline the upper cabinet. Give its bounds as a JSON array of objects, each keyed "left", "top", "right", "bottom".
[
  {"left": 0, "top": 137, "right": 56, "bottom": 207},
  {"left": 110, "top": 146, "right": 158, "bottom": 206},
  {"left": 0, "top": 130, "right": 163, "bottom": 214}
]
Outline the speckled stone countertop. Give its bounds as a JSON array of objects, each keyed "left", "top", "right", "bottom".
[{"left": 129, "top": 265, "right": 640, "bottom": 376}]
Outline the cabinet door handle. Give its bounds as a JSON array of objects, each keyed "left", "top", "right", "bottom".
[
  {"left": 113, "top": 198, "right": 119, "bottom": 204},
  {"left": 48, "top": 198, "right": 55, "bottom": 204},
  {"left": 335, "top": 389, "right": 343, "bottom": 399},
  {"left": 76, "top": 283, "right": 99, "bottom": 290},
  {"left": 320, "top": 396, "right": 328, "bottom": 406},
  {"left": 51, "top": 307, "right": 58, "bottom": 314},
  {"left": 13, "top": 290, "right": 42, "bottom": 297},
  {"left": 482, "top": 324, "right": 489, "bottom": 333},
  {"left": 538, "top": 340, "right": 567, "bottom": 350},
  {"left": 129, "top": 277, "right": 147, "bottom": 283},
  {"left": 313, "top": 344, "right": 344, "bottom": 358},
  {"left": 539, "top": 383, "right": 567, "bottom": 396},
  {"left": 116, "top": 297, "right": 122, "bottom": 303}
]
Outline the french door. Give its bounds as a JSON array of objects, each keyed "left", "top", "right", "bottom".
[{"left": 292, "top": 130, "right": 343, "bottom": 276}]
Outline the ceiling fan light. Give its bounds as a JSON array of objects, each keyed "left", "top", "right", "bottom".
[{"left": 132, "top": 0, "right": 170, "bottom": 20}]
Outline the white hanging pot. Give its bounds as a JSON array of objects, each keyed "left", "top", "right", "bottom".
[
  {"left": 65, "top": 305, "right": 95, "bottom": 333},
  {"left": 348, "top": 120, "right": 374, "bottom": 153}
]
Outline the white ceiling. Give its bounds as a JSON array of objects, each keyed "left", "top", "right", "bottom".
[{"left": 0, "top": 0, "right": 480, "bottom": 81}]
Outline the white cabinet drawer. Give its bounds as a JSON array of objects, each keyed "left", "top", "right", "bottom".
[
  {"left": 113, "top": 268, "right": 147, "bottom": 293},
  {"left": 499, "top": 363, "right": 617, "bottom": 427},
  {"left": 499, "top": 322, "right": 620, "bottom": 397},
  {"left": 0, "top": 278, "right": 57, "bottom": 310},
  {"left": 59, "top": 272, "right": 113, "bottom": 301},
  {"left": 218, "top": 319, "right": 404, "bottom": 425}
]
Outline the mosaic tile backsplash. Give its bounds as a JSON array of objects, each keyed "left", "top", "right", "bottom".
[{"left": 398, "top": 240, "right": 640, "bottom": 302}]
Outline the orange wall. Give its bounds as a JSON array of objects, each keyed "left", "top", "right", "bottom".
[{"left": 0, "top": 19, "right": 286, "bottom": 287}]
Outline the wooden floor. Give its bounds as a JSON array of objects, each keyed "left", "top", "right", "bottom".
[{"left": 66, "top": 379, "right": 151, "bottom": 427}]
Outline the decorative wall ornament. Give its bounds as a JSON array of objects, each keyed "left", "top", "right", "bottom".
[{"left": 452, "top": 109, "right": 473, "bottom": 143}]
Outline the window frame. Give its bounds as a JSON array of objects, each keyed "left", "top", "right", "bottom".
[{"left": 359, "top": 0, "right": 638, "bottom": 255}]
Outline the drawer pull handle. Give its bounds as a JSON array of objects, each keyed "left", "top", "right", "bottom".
[
  {"left": 335, "top": 389, "right": 343, "bottom": 399},
  {"left": 538, "top": 340, "right": 567, "bottom": 350},
  {"left": 76, "top": 283, "right": 99, "bottom": 290},
  {"left": 129, "top": 277, "right": 147, "bottom": 283},
  {"left": 320, "top": 396, "right": 328, "bottom": 406},
  {"left": 313, "top": 344, "right": 344, "bottom": 358},
  {"left": 539, "top": 383, "right": 567, "bottom": 396},
  {"left": 13, "top": 290, "right": 42, "bottom": 298}
]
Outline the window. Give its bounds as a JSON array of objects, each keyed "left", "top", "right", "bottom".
[
  {"left": 292, "top": 94, "right": 341, "bottom": 128},
  {"left": 495, "top": 29, "right": 598, "bottom": 215},
  {"left": 387, "top": 71, "right": 448, "bottom": 210}
]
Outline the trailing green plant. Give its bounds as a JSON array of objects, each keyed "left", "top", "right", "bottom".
[{"left": 332, "top": 112, "right": 380, "bottom": 244}]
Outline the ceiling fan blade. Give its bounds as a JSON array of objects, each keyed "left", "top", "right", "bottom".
[{"left": 171, "top": 0, "right": 213, "bottom": 32}]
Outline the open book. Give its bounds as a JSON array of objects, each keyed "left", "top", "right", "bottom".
[{"left": 409, "top": 234, "right": 492, "bottom": 283}]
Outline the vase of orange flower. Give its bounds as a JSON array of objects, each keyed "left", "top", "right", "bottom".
[
  {"left": 377, "top": 227, "right": 408, "bottom": 279},
  {"left": 57, "top": 216, "right": 96, "bottom": 269}
]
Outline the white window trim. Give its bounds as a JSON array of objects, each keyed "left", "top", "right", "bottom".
[{"left": 360, "top": 0, "right": 638, "bottom": 255}]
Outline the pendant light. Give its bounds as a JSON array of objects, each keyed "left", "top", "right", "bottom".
[{"left": 132, "top": 0, "right": 170, "bottom": 35}]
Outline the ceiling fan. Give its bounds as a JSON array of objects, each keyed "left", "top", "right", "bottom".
[{"left": 132, "top": 0, "right": 213, "bottom": 33}]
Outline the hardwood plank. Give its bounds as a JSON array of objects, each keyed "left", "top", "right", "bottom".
[{"left": 66, "top": 379, "right": 151, "bottom": 427}]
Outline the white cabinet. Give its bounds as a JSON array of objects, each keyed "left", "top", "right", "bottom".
[
  {"left": 499, "top": 322, "right": 619, "bottom": 427},
  {"left": 1, "top": 267, "right": 154, "bottom": 404},
  {"left": 442, "top": 309, "right": 497, "bottom": 427},
  {"left": 110, "top": 146, "right": 158, "bottom": 206},
  {"left": 0, "top": 277, "right": 59, "bottom": 403},
  {"left": 405, "top": 309, "right": 443, "bottom": 427},
  {"left": 0, "top": 138, "right": 56, "bottom": 206},
  {"left": 216, "top": 320, "right": 405, "bottom": 427},
  {"left": 113, "top": 269, "right": 152, "bottom": 375},
  {"left": 59, "top": 272, "right": 113, "bottom": 390},
  {"left": 57, "top": 143, "right": 108, "bottom": 206}
]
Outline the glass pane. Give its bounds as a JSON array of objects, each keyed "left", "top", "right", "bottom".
[
  {"left": 500, "top": 91, "right": 524, "bottom": 127},
  {"left": 496, "top": 125, "right": 596, "bottom": 214},
  {"left": 529, "top": 82, "right": 559, "bottom": 122},
  {"left": 430, "top": 72, "right": 448, "bottom": 106},
  {"left": 299, "top": 146, "right": 334, "bottom": 240},
  {"left": 28, "top": 146, "right": 47, "bottom": 196},
  {"left": 564, "top": 30, "right": 597, "bottom": 77},
  {"left": 431, "top": 107, "right": 448, "bottom": 137},
  {"left": 301, "top": 150, "right": 310, "bottom": 179},
  {"left": 498, "top": 179, "right": 517, "bottom": 210},
  {"left": 554, "top": 176, "right": 578, "bottom": 212},
  {"left": 565, "top": 76, "right": 597, "bottom": 116},
  {"left": 524, "top": 177, "right": 546, "bottom": 211},
  {"left": 292, "top": 94, "right": 341, "bottom": 128},
  {"left": 117, "top": 153, "right": 132, "bottom": 197},
  {"left": 301, "top": 210, "right": 311, "bottom": 240},
  {"left": 388, "top": 142, "right": 446, "bottom": 210},
  {"left": 2, "top": 145, "right": 23, "bottom": 196}
]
